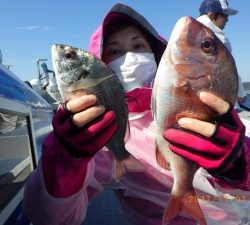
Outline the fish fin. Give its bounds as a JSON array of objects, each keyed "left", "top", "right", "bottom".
[
  {"left": 113, "top": 159, "right": 126, "bottom": 181},
  {"left": 155, "top": 145, "right": 170, "bottom": 170},
  {"left": 162, "top": 191, "right": 207, "bottom": 225},
  {"left": 113, "top": 155, "right": 145, "bottom": 181},
  {"left": 123, "top": 155, "right": 145, "bottom": 172},
  {"left": 182, "top": 195, "right": 207, "bottom": 225},
  {"left": 162, "top": 195, "right": 182, "bottom": 225},
  {"left": 124, "top": 121, "right": 131, "bottom": 143}
]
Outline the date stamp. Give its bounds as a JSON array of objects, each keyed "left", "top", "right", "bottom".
[{"left": 188, "top": 194, "right": 248, "bottom": 203}]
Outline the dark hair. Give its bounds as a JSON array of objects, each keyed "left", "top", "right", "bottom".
[
  {"left": 207, "top": 12, "right": 227, "bottom": 20},
  {"left": 103, "top": 16, "right": 153, "bottom": 49}
]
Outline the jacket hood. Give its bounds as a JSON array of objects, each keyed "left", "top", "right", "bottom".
[{"left": 88, "top": 3, "right": 167, "bottom": 65}]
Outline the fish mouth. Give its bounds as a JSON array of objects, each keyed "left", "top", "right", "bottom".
[
  {"left": 170, "top": 39, "right": 217, "bottom": 77},
  {"left": 51, "top": 44, "right": 62, "bottom": 63},
  {"left": 168, "top": 40, "right": 214, "bottom": 80},
  {"left": 173, "top": 69, "right": 213, "bottom": 94},
  {"left": 171, "top": 58, "right": 215, "bottom": 92},
  {"left": 174, "top": 61, "right": 208, "bottom": 79},
  {"left": 187, "top": 74, "right": 213, "bottom": 93}
]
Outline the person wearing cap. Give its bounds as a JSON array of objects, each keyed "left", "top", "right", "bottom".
[
  {"left": 198, "top": 0, "right": 247, "bottom": 106},
  {"left": 23, "top": 3, "right": 250, "bottom": 225}
]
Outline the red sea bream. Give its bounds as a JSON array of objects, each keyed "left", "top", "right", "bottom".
[{"left": 152, "top": 16, "right": 238, "bottom": 225}]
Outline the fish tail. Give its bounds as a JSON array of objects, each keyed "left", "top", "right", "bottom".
[
  {"left": 124, "top": 121, "right": 131, "bottom": 142},
  {"left": 123, "top": 155, "right": 145, "bottom": 172},
  {"left": 112, "top": 159, "right": 127, "bottom": 181},
  {"left": 162, "top": 190, "right": 207, "bottom": 225},
  {"left": 112, "top": 155, "right": 145, "bottom": 181}
]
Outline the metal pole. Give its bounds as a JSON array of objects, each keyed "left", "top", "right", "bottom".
[
  {"left": 0, "top": 49, "right": 2, "bottom": 64},
  {"left": 36, "top": 58, "right": 47, "bottom": 80}
]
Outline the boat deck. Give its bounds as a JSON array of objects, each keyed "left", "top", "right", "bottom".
[{"left": 81, "top": 188, "right": 130, "bottom": 225}]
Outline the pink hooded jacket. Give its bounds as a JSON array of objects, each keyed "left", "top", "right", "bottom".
[{"left": 23, "top": 3, "right": 250, "bottom": 225}]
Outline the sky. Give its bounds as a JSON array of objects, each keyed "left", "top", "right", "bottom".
[{"left": 0, "top": 0, "right": 249, "bottom": 82}]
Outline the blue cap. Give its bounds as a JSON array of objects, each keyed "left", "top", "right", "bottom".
[{"left": 199, "top": 0, "right": 238, "bottom": 16}]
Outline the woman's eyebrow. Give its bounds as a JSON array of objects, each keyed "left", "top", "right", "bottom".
[
  {"left": 104, "top": 40, "right": 120, "bottom": 47},
  {"left": 105, "top": 35, "right": 145, "bottom": 48},
  {"left": 131, "top": 35, "right": 145, "bottom": 41}
]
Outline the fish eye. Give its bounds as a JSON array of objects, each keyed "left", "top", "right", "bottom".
[
  {"left": 65, "top": 51, "right": 76, "bottom": 60},
  {"left": 201, "top": 38, "right": 215, "bottom": 53}
]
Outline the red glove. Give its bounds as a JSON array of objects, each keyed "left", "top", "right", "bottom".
[
  {"left": 163, "top": 105, "right": 246, "bottom": 180},
  {"left": 52, "top": 104, "right": 117, "bottom": 158}
]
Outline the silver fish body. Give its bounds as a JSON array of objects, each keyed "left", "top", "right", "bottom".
[
  {"left": 152, "top": 16, "right": 238, "bottom": 225},
  {"left": 51, "top": 44, "right": 129, "bottom": 160}
]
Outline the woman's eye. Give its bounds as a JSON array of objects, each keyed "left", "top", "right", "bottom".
[
  {"left": 134, "top": 43, "right": 145, "bottom": 50},
  {"left": 111, "top": 49, "right": 122, "bottom": 56},
  {"left": 102, "top": 47, "right": 124, "bottom": 63}
]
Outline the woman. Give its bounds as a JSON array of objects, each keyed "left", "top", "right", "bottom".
[{"left": 23, "top": 3, "right": 250, "bottom": 225}]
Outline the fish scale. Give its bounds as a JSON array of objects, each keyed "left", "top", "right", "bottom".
[{"left": 87, "top": 77, "right": 129, "bottom": 159}]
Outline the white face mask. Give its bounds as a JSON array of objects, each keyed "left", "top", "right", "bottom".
[{"left": 107, "top": 52, "right": 157, "bottom": 92}]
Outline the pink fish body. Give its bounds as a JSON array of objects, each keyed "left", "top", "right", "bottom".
[{"left": 152, "top": 16, "right": 238, "bottom": 225}]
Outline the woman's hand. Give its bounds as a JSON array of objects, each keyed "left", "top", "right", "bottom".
[
  {"left": 176, "top": 92, "right": 229, "bottom": 137},
  {"left": 65, "top": 95, "right": 106, "bottom": 127},
  {"left": 163, "top": 92, "right": 246, "bottom": 178},
  {"left": 52, "top": 95, "right": 117, "bottom": 158}
]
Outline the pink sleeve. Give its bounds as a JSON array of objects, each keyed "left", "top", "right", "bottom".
[
  {"left": 22, "top": 155, "right": 95, "bottom": 225},
  {"left": 22, "top": 132, "right": 95, "bottom": 225},
  {"left": 41, "top": 132, "right": 92, "bottom": 197},
  {"left": 22, "top": 132, "right": 114, "bottom": 225}
]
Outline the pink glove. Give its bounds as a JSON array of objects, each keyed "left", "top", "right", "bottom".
[
  {"left": 52, "top": 104, "right": 117, "bottom": 158},
  {"left": 163, "top": 105, "right": 246, "bottom": 180}
]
